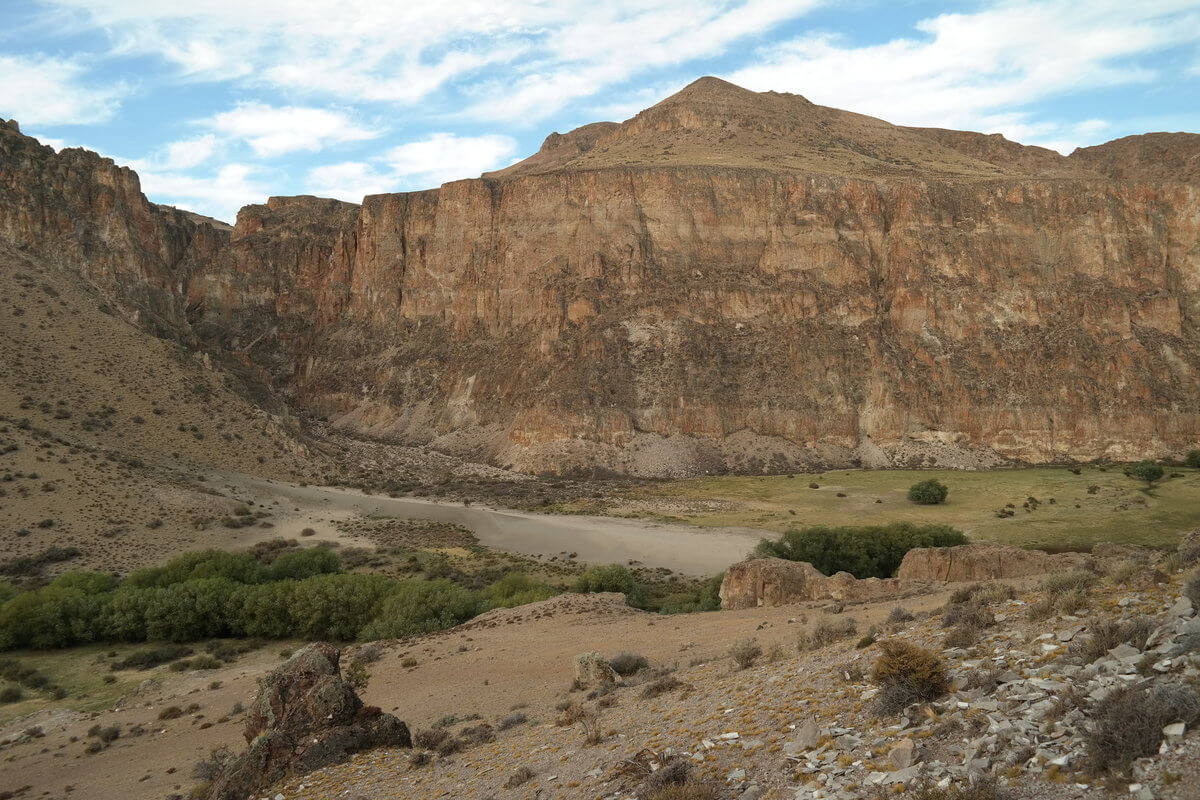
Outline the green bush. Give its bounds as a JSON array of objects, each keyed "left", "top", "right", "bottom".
[
  {"left": 571, "top": 564, "right": 647, "bottom": 607},
  {"left": 124, "top": 550, "right": 268, "bottom": 588},
  {"left": 289, "top": 573, "right": 397, "bottom": 641},
  {"left": 755, "top": 523, "right": 967, "bottom": 579},
  {"left": 266, "top": 548, "right": 342, "bottom": 581},
  {"left": 359, "top": 580, "right": 480, "bottom": 640},
  {"left": 1128, "top": 460, "right": 1164, "bottom": 488},
  {"left": 232, "top": 581, "right": 297, "bottom": 639},
  {"left": 1186, "top": 449, "right": 1200, "bottom": 469},
  {"left": 482, "top": 573, "right": 558, "bottom": 609},
  {"left": 907, "top": 479, "right": 949, "bottom": 505},
  {"left": 658, "top": 574, "right": 723, "bottom": 614}
]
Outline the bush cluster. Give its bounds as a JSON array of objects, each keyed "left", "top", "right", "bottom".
[
  {"left": 907, "top": 479, "right": 949, "bottom": 505},
  {"left": 0, "top": 548, "right": 557, "bottom": 650},
  {"left": 571, "top": 564, "right": 648, "bottom": 608},
  {"left": 755, "top": 522, "right": 967, "bottom": 579}
]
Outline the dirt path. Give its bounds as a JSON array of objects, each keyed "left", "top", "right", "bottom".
[{"left": 224, "top": 473, "right": 768, "bottom": 576}]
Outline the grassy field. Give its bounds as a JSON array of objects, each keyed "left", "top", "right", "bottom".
[{"left": 561, "top": 466, "right": 1200, "bottom": 552}]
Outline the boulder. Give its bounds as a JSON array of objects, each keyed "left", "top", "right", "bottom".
[
  {"left": 574, "top": 652, "right": 619, "bottom": 689},
  {"left": 204, "top": 643, "right": 410, "bottom": 800},
  {"left": 897, "top": 544, "right": 1088, "bottom": 582},
  {"left": 719, "top": 558, "right": 909, "bottom": 609}
]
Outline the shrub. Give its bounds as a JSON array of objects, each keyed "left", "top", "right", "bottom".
[
  {"left": 729, "top": 639, "right": 762, "bottom": 669},
  {"left": 1041, "top": 570, "right": 1098, "bottom": 595},
  {"left": 886, "top": 606, "right": 914, "bottom": 625},
  {"left": 907, "top": 479, "right": 949, "bottom": 505},
  {"left": 482, "top": 573, "right": 558, "bottom": 609},
  {"left": 644, "top": 784, "right": 718, "bottom": 800},
  {"left": 608, "top": 652, "right": 649, "bottom": 677},
  {"left": 755, "top": 522, "right": 966, "bottom": 579},
  {"left": 0, "top": 546, "right": 82, "bottom": 577},
  {"left": 497, "top": 712, "right": 528, "bottom": 731},
  {"left": 1069, "top": 617, "right": 1154, "bottom": 664},
  {"left": 112, "top": 645, "right": 193, "bottom": 670},
  {"left": 89, "top": 724, "right": 120, "bottom": 743},
  {"left": 799, "top": 617, "right": 858, "bottom": 651},
  {"left": 903, "top": 778, "right": 1010, "bottom": 800},
  {"left": 157, "top": 706, "right": 184, "bottom": 720},
  {"left": 572, "top": 564, "right": 647, "bottom": 607},
  {"left": 1086, "top": 682, "right": 1200, "bottom": 774},
  {"left": 290, "top": 573, "right": 397, "bottom": 640},
  {"left": 657, "top": 573, "right": 723, "bottom": 614},
  {"left": 504, "top": 766, "right": 536, "bottom": 788},
  {"left": 358, "top": 579, "right": 479, "bottom": 640},
  {"left": 641, "top": 675, "right": 684, "bottom": 698},
  {"left": 944, "top": 623, "right": 981, "bottom": 648},
  {"left": 942, "top": 602, "right": 994, "bottom": 629},
  {"left": 1186, "top": 449, "right": 1200, "bottom": 469},
  {"left": 871, "top": 641, "right": 948, "bottom": 715},
  {"left": 170, "top": 654, "right": 222, "bottom": 671},
  {"left": 1128, "top": 460, "right": 1164, "bottom": 489},
  {"left": 266, "top": 547, "right": 341, "bottom": 581},
  {"left": 412, "top": 727, "right": 450, "bottom": 751},
  {"left": 0, "top": 685, "right": 22, "bottom": 703}
]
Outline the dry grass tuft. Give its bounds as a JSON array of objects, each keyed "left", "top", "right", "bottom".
[
  {"left": 729, "top": 639, "right": 762, "bottom": 670},
  {"left": 504, "top": 766, "right": 536, "bottom": 788},
  {"left": 871, "top": 640, "right": 948, "bottom": 716},
  {"left": 1086, "top": 682, "right": 1200, "bottom": 774},
  {"left": 799, "top": 617, "right": 858, "bottom": 651}
]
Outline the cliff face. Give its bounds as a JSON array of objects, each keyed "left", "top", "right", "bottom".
[
  {"left": 188, "top": 169, "right": 1200, "bottom": 474},
  {"left": 4, "top": 78, "right": 1200, "bottom": 476},
  {"left": 0, "top": 119, "right": 228, "bottom": 336}
]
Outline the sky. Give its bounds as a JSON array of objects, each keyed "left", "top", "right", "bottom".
[{"left": 2, "top": 1, "right": 1198, "bottom": 222}]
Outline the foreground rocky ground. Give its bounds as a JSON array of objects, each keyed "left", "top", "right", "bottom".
[{"left": 257, "top": 553, "right": 1196, "bottom": 800}]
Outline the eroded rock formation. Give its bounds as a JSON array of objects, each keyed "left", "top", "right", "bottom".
[
  {"left": 719, "top": 557, "right": 910, "bottom": 609},
  {"left": 4, "top": 76, "right": 1199, "bottom": 476},
  {"left": 204, "top": 643, "right": 410, "bottom": 800},
  {"left": 896, "top": 544, "right": 1090, "bottom": 583}
]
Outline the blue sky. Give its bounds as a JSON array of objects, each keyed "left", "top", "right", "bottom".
[{"left": 2, "top": 0, "right": 1198, "bottom": 222}]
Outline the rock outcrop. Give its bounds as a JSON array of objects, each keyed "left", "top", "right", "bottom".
[
  {"left": 719, "top": 557, "right": 909, "bottom": 609},
  {"left": 4, "top": 76, "right": 1200, "bottom": 476},
  {"left": 896, "top": 544, "right": 1090, "bottom": 583},
  {"left": 204, "top": 643, "right": 410, "bottom": 800},
  {"left": 0, "top": 119, "right": 227, "bottom": 337},
  {"left": 573, "top": 651, "right": 620, "bottom": 690}
]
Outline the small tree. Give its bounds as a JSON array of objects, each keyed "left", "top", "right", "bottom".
[
  {"left": 907, "top": 479, "right": 949, "bottom": 505},
  {"left": 1186, "top": 449, "right": 1200, "bottom": 469},
  {"left": 1129, "top": 460, "right": 1164, "bottom": 489}
]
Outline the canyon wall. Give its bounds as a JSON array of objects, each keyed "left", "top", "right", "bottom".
[
  {"left": 187, "top": 167, "right": 1200, "bottom": 474},
  {"left": 4, "top": 77, "right": 1199, "bottom": 476}
]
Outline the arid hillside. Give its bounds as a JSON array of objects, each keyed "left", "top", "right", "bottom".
[{"left": 3, "top": 78, "right": 1200, "bottom": 477}]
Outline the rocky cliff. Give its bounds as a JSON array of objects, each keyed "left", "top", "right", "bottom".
[
  {"left": 0, "top": 119, "right": 228, "bottom": 337},
  {"left": 4, "top": 78, "right": 1200, "bottom": 475}
]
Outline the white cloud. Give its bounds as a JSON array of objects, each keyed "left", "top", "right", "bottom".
[
  {"left": 304, "top": 133, "right": 519, "bottom": 201},
  {"left": 26, "top": 134, "right": 70, "bottom": 151},
  {"left": 382, "top": 133, "right": 517, "bottom": 185},
  {"left": 43, "top": 0, "right": 820, "bottom": 122},
  {"left": 205, "top": 103, "right": 381, "bottom": 157},
  {"left": 130, "top": 162, "right": 269, "bottom": 223},
  {"left": 0, "top": 53, "right": 123, "bottom": 125},
  {"left": 727, "top": 0, "right": 1200, "bottom": 152},
  {"left": 305, "top": 162, "right": 395, "bottom": 201},
  {"left": 163, "top": 134, "right": 218, "bottom": 169}
]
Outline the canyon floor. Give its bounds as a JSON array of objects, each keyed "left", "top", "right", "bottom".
[
  {"left": 3, "top": 563, "right": 1199, "bottom": 800},
  {"left": 556, "top": 468, "right": 1200, "bottom": 553}
]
